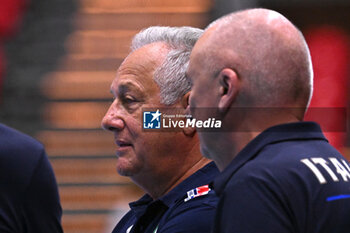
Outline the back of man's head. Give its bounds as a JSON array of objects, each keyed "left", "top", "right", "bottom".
[{"left": 203, "top": 8, "right": 313, "bottom": 112}]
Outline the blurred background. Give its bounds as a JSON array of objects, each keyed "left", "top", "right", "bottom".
[{"left": 0, "top": 0, "right": 349, "bottom": 232}]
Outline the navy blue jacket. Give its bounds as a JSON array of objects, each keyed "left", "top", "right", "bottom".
[
  {"left": 0, "top": 124, "right": 63, "bottom": 232},
  {"left": 213, "top": 122, "right": 350, "bottom": 233},
  {"left": 113, "top": 162, "right": 219, "bottom": 233}
]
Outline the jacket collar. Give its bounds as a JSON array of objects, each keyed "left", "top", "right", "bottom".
[{"left": 130, "top": 162, "right": 219, "bottom": 217}]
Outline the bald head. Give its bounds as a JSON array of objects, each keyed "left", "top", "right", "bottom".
[{"left": 194, "top": 8, "right": 313, "bottom": 111}]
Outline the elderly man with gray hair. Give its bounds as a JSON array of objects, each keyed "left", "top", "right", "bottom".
[{"left": 101, "top": 26, "right": 219, "bottom": 233}]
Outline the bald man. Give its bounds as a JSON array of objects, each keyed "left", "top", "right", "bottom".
[{"left": 187, "top": 8, "right": 350, "bottom": 233}]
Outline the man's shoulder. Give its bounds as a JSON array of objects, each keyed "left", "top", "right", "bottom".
[
  {"left": 241, "top": 138, "right": 340, "bottom": 171},
  {"left": 0, "top": 124, "right": 47, "bottom": 187},
  {"left": 164, "top": 162, "right": 219, "bottom": 215},
  {"left": 0, "top": 123, "right": 44, "bottom": 153},
  {"left": 219, "top": 139, "right": 350, "bottom": 233},
  {"left": 225, "top": 137, "right": 349, "bottom": 196},
  {"left": 157, "top": 186, "right": 218, "bottom": 232},
  {"left": 113, "top": 162, "right": 220, "bottom": 233}
]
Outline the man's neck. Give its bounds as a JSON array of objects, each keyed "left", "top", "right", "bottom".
[
  {"left": 162, "top": 157, "right": 211, "bottom": 196},
  {"left": 132, "top": 138, "right": 211, "bottom": 200},
  {"left": 143, "top": 157, "right": 211, "bottom": 200},
  {"left": 215, "top": 113, "right": 301, "bottom": 171}
]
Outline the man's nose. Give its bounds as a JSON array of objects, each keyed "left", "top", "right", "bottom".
[{"left": 101, "top": 105, "right": 125, "bottom": 131}]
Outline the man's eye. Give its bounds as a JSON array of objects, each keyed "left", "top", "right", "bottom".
[{"left": 122, "top": 95, "right": 137, "bottom": 104}]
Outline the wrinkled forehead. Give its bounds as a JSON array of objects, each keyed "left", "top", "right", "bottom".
[
  {"left": 119, "top": 42, "right": 169, "bottom": 75},
  {"left": 111, "top": 42, "right": 168, "bottom": 93}
]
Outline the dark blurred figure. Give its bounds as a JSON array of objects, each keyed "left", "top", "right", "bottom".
[{"left": 0, "top": 123, "right": 63, "bottom": 232}]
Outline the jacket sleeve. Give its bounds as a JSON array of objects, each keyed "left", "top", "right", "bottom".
[{"left": 22, "top": 149, "right": 63, "bottom": 233}]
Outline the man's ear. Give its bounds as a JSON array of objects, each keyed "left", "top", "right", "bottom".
[
  {"left": 183, "top": 122, "right": 196, "bottom": 137},
  {"left": 181, "top": 92, "right": 196, "bottom": 137},
  {"left": 181, "top": 92, "right": 190, "bottom": 109},
  {"left": 218, "top": 68, "right": 240, "bottom": 112}
]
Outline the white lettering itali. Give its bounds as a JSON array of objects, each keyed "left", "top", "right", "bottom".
[
  {"left": 301, "top": 157, "right": 350, "bottom": 184},
  {"left": 342, "top": 159, "right": 350, "bottom": 173},
  {"left": 311, "top": 158, "right": 339, "bottom": 182},
  {"left": 301, "top": 158, "right": 327, "bottom": 184},
  {"left": 329, "top": 157, "right": 350, "bottom": 182}
]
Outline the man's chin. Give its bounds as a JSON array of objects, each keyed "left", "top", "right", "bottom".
[
  {"left": 116, "top": 167, "right": 133, "bottom": 177},
  {"left": 116, "top": 161, "right": 136, "bottom": 177}
]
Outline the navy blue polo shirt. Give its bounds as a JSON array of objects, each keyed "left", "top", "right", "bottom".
[
  {"left": 213, "top": 122, "right": 350, "bottom": 233},
  {"left": 112, "top": 162, "right": 219, "bottom": 233}
]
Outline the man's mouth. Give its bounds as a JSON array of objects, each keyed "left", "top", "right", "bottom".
[{"left": 116, "top": 140, "right": 133, "bottom": 148}]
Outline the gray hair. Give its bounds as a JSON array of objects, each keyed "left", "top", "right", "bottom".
[{"left": 131, "top": 26, "right": 203, "bottom": 105}]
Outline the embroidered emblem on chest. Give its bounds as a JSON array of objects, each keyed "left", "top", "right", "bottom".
[{"left": 184, "top": 185, "right": 211, "bottom": 202}]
